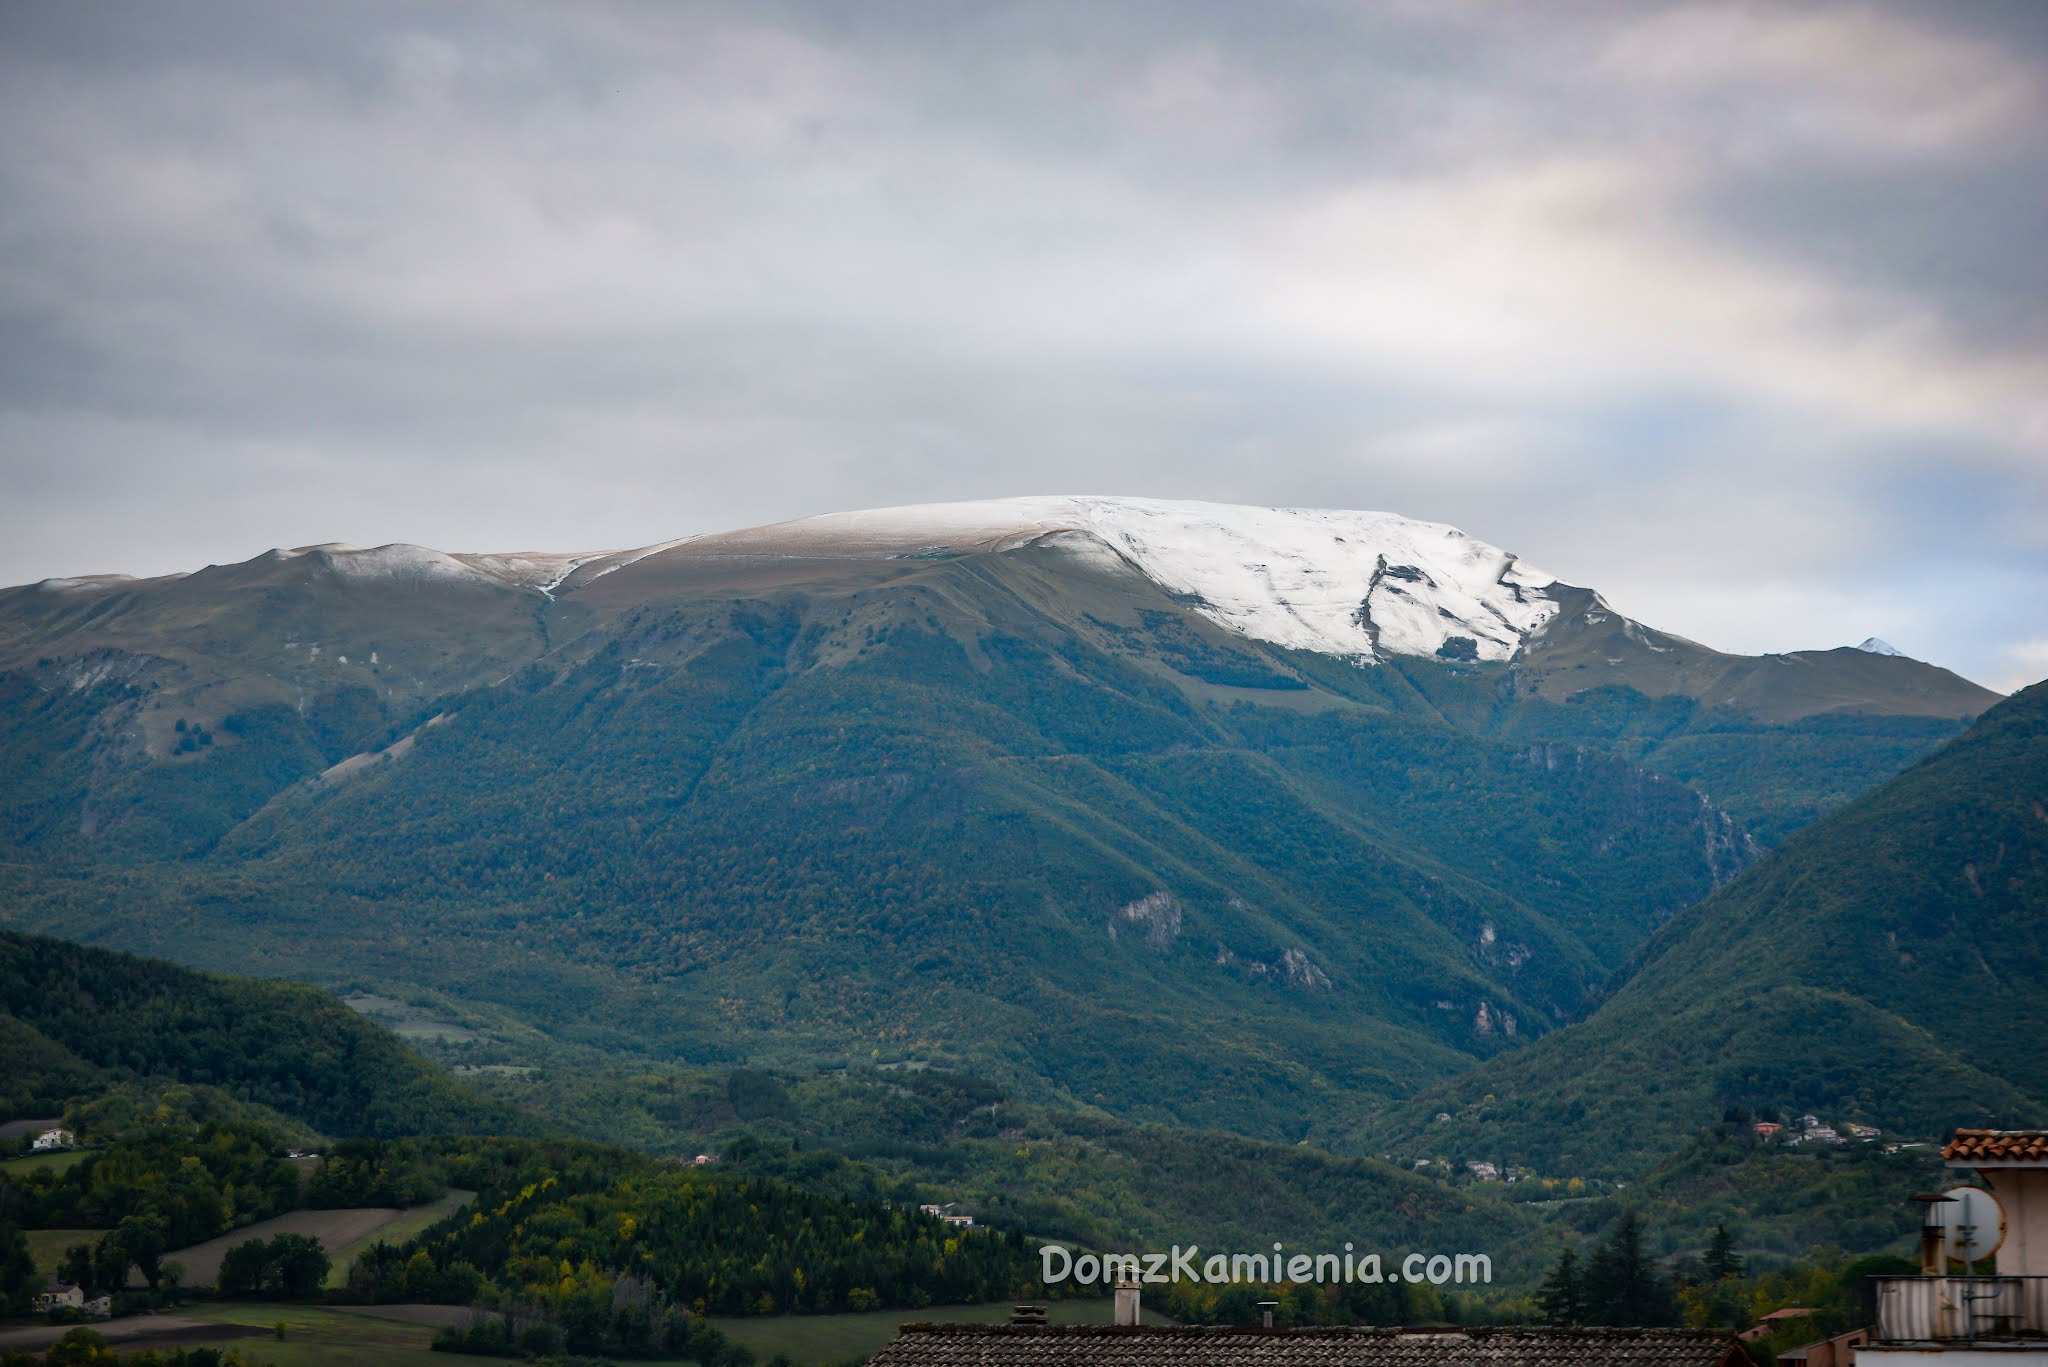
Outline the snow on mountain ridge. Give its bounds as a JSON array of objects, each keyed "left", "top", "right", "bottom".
[
  {"left": 735, "top": 496, "right": 1562, "bottom": 663},
  {"left": 11, "top": 498, "right": 1564, "bottom": 665}
]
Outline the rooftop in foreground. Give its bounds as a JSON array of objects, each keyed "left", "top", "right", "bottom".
[
  {"left": 1944, "top": 1131, "right": 2048, "bottom": 1165},
  {"left": 870, "top": 1324, "right": 1744, "bottom": 1367}
]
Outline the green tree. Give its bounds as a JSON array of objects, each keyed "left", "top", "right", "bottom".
[
  {"left": 1705, "top": 1224, "right": 1744, "bottom": 1282},
  {"left": 0, "top": 1222, "right": 37, "bottom": 1314},
  {"left": 43, "top": 1327, "right": 112, "bottom": 1366},
  {"left": 1538, "top": 1246, "right": 1584, "bottom": 1326},
  {"left": 265, "top": 1234, "right": 331, "bottom": 1298},
  {"left": 57, "top": 1243, "right": 97, "bottom": 1296},
  {"left": 90, "top": 1234, "right": 130, "bottom": 1297},
  {"left": 1583, "top": 1211, "right": 1677, "bottom": 1327},
  {"left": 217, "top": 1238, "right": 271, "bottom": 1296},
  {"left": 117, "top": 1212, "right": 169, "bottom": 1291},
  {"left": 219, "top": 1233, "right": 331, "bottom": 1299}
]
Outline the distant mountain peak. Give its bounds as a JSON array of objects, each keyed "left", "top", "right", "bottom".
[
  {"left": 698, "top": 496, "right": 1563, "bottom": 665},
  {"left": 1857, "top": 637, "right": 1906, "bottom": 657}
]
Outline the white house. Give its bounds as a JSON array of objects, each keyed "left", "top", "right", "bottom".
[
  {"left": 1861, "top": 1128, "right": 2048, "bottom": 1364},
  {"left": 30, "top": 1127, "right": 74, "bottom": 1152}
]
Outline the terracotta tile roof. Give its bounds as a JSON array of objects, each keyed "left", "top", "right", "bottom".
[
  {"left": 1944, "top": 1129, "right": 2048, "bottom": 1163},
  {"left": 871, "top": 1325, "right": 1742, "bottom": 1367}
]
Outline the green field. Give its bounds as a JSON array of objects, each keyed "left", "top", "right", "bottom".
[
  {"left": 185, "top": 1303, "right": 514, "bottom": 1367},
  {"left": 322, "top": 1190, "right": 474, "bottom": 1288},
  {"left": 709, "top": 1298, "right": 1158, "bottom": 1365},
  {"left": 155, "top": 1205, "right": 431, "bottom": 1291},
  {"left": 0, "top": 1149, "right": 88, "bottom": 1176},
  {"left": 21, "top": 1227, "right": 104, "bottom": 1277},
  {"left": 190, "top": 1303, "right": 730, "bottom": 1366}
]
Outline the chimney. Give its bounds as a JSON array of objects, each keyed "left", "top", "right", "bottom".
[
  {"left": 1257, "top": 1301, "right": 1279, "bottom": 1330},
  {"left": 1913, "top": 1194, "right": 1956, "bottom": 1276},
  {"left": 1114, "top": 1279, "right": 1141, "bottom": 1327}
]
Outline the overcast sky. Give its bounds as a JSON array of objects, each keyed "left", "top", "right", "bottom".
[{"left": 2, "top": 2, "right": 2044, "bottom": 689}]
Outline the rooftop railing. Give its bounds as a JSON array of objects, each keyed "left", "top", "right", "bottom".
[{"left": 1873, "top": 1276, "right": 2048, "bottom": 1343}]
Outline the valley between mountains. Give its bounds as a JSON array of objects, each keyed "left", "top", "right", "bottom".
[{"left": 2, "top": 496, "right": 2034, "bottom": 1273}]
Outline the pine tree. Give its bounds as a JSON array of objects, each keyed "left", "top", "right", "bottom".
[
  {"left": 0, "top": 1224, "right": 37, "bottom": 1315},
  {"left": 1583, "top": 1210, "right": 1677, "bottom": 1327},
  {"left": 1538, "top": 1247, "right": 1585, "bottom": 1326},
  {"left": 1705, "top": 1224, "right": 1745, "bottom": 1281}
]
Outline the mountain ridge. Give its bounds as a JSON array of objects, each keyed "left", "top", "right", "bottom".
[
  {"left": 4, "top": 496, "right": 1997, "bottom": 699},
  {"left": 0, "top": 496, "right": 2009, "bottom": 1151}
]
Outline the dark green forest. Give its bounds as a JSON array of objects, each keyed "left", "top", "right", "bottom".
[{"left": 0, "top": 930, "right": 521, "bottom": 1138}]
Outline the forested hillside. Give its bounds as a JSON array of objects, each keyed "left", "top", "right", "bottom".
[
  {"left": 0, "top": 929, "right": 524, "bottom": 1138},
  {"left": 0, "top": 508, "right": 1998, "bottom": 1155},
  {"left": 1365, "top": 681, "right": 2048, "bottom": 1176}
]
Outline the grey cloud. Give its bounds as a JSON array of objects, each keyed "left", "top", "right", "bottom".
[{"left": 0, "top": 0, "right": 2044, "bottom": 691}]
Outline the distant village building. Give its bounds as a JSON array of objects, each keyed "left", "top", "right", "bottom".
[
  {"left": 1465, "top": 1160, "right": 1501, "bottom": 1180},
  {"left": 689, "top": 1153, "right": 716, "bottom": 1167},
  {"left": 34, "top": 1283, "right": 83, "bottom": 1313},
  {"left": 943, "top": 1213, "right": 975, "bottom": 1228},
  {"left": 1786, "top": 1118, "right": 1846, "bottom": 1147},
  {"left": 30, "top": 1127, "right": 74, "bottom": 1151},
  {"left": 1753, "top": 1122, "right": 1782, "bottom": 1138},
  {"left": 1845, "top": 1123, "right": 1882, "bottom": 1139}
]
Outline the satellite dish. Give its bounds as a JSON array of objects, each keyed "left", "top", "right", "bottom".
[{"left": 1937, "top": 1185, "right": 2006, "bottom": 1264}]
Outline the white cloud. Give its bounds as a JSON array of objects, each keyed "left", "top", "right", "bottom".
[
  {"left": 1605, "top": 3, "right": 2045, "bottom": 155},
  {"left": 1992, "top": 640, "right": 2048, "bottom": 696},
  {"left": 0, "top": 1, "right": 2043, "bottom": 688}
]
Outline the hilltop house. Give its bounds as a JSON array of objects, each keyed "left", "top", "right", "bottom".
[{"left": 1859, "top": 1127, "right": 2048, "bottom": 1362}]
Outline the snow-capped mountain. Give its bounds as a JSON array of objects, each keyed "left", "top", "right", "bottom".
[
  {"left": 1857, "top": 636, "right": 1905, "bottom": 657},
  {"left": 60, "top": 497, "right": 1557, "bottom": 665},
  {"left": 10, "top": 498, "right": 1980, "bottom": 698},
  {"left": 601, "top": 496, "right": 1565, "bottom": 665}
]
